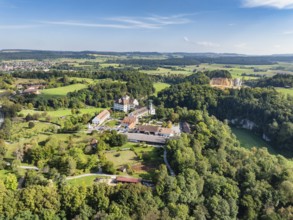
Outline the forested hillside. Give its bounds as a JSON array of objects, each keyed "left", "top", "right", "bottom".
[
  {"left": 156, "top": 81, "right": 293, "bottom": 154},
  {"left": 0, "top": 110, "right": 292, "bottom": 219}
]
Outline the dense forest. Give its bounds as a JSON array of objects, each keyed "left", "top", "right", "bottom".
[
  {"left": 156, "top": 81, "right": 293, "bottom": 153},
  {"left": 256, "top": 74, "right": 293, "bottom": 88},
  {"left": 0, "top": 50, "right": 95, "bottom": 60},
  {"left": 0, "top": 110, "right": 292, "bottom": 219},
  {"left": 13, "top": 69, "right": 155, "bottom": 110}
]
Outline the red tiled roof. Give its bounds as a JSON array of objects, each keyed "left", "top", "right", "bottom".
[
  {"left": 159, "top": 128, "right": 174, "bottom": 135},
  {"left": 136, "top": 125, "right": 160, "bottom": 133},
  {"left": 116, "top": 176, "right": 141, "bottom": 183},
  {"left": 122, "top": 116, "right": 137, "bottom": 125},
  {"left": 96, "top": 110, "right": 110, "bottom": 120}
]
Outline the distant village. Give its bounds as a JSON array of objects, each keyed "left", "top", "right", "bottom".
[{"left": 0, "top": 61, "right": 54, "bottom": 72}]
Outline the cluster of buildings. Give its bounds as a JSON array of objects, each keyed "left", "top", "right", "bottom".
[
  {"left": 0, "top": 61, "right": 53, "bottom": 72},
  {"left": 90, "top": 95, "right": 177, "bottom": 143},
  {"left": 17, "top": 84, "right": 45, "bottom": 95}
]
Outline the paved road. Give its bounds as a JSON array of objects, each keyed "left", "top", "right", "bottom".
[
  {"left": 19, "top": 166, "right": 39, "bottom": 170},
  {"left": 163, "top": 148, "right": 175, "bottom": 176},
  {"left": 66, "top": 173, "right": 116, "bottom": 180}
]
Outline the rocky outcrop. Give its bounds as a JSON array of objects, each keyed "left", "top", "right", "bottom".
[
  {"left": 262, "top": 133, "right": 271, "bottom": 142},
  {"left": 0, "top": 111, "right": 4, "bottom": 128},
  {"left": 210, "top": 78, "right": 242, "bottom": 89},
  {"left": 230, "top": 118, "right": 257, "bottom": 130}
]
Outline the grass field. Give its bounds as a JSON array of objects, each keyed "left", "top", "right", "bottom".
[
  {"left": 21, "top": 107, "right": 105, "bottom": 119},
  {"left": 105, "top": 150, "right": 137, "bottom": 168},
  {"left": 276, "top": 87, "right": 293, "bottom": 96},
  {"left": 104, "top": 120, "right": 119, "bottom": 127},
  {"left": 40, "top": 83, "right": 88, "bottom": 97},
  {"left": 67, "top": 175, "right": 107, "bottom": 186},
  {"left": 231, "top": 127, "right": 278, "bottom": 155},
  {"left": 153, "top": 82, "right": 170, "bottom": 96},
  {"left": 142, "top": 67, "right": 191, "bottom": 75}
]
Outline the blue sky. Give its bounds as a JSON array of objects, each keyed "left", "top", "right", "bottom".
[{"left": 1, "top": 0, "right": 293, "bottom": 54}]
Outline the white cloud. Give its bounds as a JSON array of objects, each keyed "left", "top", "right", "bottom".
[
  {"left": 283, "top": 30, "right": 293, "bottom": 34},
  {"left": 42, "top": 21, "right": 134, "bottom": 29},
  {"left": 235, "top": 43, "right": 248, "bottom": 48},
  {"left": 184, "top": 36, "right": 189, "bottom": 42},
  {"left": 42, "top": 14, "right": 191, "bottom": 30},
  {"left": 243, "top": 0, "right": 293, "bottom": 9},
  {"left": 197, "top": 41, "right": 220, "bottom": 47}
]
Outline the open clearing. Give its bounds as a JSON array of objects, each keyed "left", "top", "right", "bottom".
[
  {"left": 276, "top": 88, "right": 293, "bottom": 96},
  {"left": 40, "top": 83, "right": 88, "bottom": 97},
  {"left": 153, "top": 82, "right": 170, "bottom": 96},
  {"left": 231, "top": 127, "right": 277, "bottom": 155},
  {"left": 105, "top": 150, "right": 138, "bottom": 168},
  {"left": 67, "top": 175, "right": 108, "bottom": 186},
  {"left": 142, "top": 67, "right": 191, "bottom": 75},
  {"left": 21, "top": 107, "right": 105, "bottom": 119}
]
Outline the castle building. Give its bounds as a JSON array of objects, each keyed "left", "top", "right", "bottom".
[{"left": 113, "top": 95, "right": 139, "bottom": 113}]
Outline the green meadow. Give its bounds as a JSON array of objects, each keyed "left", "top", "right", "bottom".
[
  {"left": 231, "top": 127, "right": 278, "bottom": 155},
  {"left": 153, "top": 82, "right": 170, "bottom": 96},
  {"left": 40, "top": 83, "right": 88, "bottom": 97},
  {"left": 276, "top": 87, "right": 293, "bottom": 96}
]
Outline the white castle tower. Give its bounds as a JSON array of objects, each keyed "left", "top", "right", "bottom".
[{"left": 148, "top": 100, "right": 156, "bottom": 115}]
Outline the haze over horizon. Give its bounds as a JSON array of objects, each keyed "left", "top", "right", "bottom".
[{"left": 1, "top": 0, "right": 293, "bottom": 55}]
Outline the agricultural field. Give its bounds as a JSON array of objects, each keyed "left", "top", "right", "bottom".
[
  {"left": 194, "top": 63, "right": 293, "bottom": 79},
  {"left": 153, "top": 82, "right": 170, "bottom": 96},
  {"left": 39, "top": 83, "right": 88, "bottom": 97},
  {"left": 142, "top": 67, "right": 191, "bottom": 75}
]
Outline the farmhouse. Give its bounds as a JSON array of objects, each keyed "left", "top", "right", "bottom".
[
  {"left": 129, "top": 107, "right": 149, "bottom": 118},
  {"left": 23, "top": 86, "right": 41, "bottom": 95},
  {"left": 121, "top": 116, "right": 138, "bottom": 129},
  {"left": 126, "top": 133, "right": 166, "bottom": 144},
  {"left": 129, "top": 101, "right": 156, "bottom": 118},
  {"left": 135, "top": 125, "right": 174, "bottom": 137},
  {"left": 92, "top": 110, "right": 110, "bottom": 125},
  {"left": 181, "top": 122, "right": 191, "bottom": 133},
  {"left": 136, "top": 125, "right": 160, "bottom": 135},
  {"left": 113, "top": 95, "right": 139, "bottom": 112},
  {"left": 159, "top": 127, "right": 174, "bottom": 137},
  {"left": 116, "top": 176, "right": 141, "bottom": 184}
]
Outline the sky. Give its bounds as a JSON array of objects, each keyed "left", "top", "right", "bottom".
[{"left": 1, "top": 0, "right": 293, "bottom": 54}]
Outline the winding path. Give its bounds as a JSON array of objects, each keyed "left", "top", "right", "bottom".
[
  {"left": 163, "top": 148, "right": 175, "bottom": 176},
  {"left": 66, "top": 173, "right": 116, "bottom": 180}
]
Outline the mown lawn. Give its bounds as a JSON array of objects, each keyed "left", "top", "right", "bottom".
[
  {"left": 40, "top": 83, "right": 88, "bottom": 97},
  {"left": 105, "top": 150, "right": 138, "bottom": 168},
  {"left": 153, "top": 82, "right": 170, "bottom": 96},
  {"left": 67, "top": 175, "right": 107, "bottom": 186}
]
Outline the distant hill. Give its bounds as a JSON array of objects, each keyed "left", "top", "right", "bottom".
[{"left": 2, "top": 49, "right": 293, "bottom": 64}]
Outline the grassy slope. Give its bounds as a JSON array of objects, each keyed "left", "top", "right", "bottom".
[
  {"left": 231, "top": 127, "right": 278, "bottom": 155},
  {"left": 40, "top": 83, "right": 88, "bottom": 97},
  {"left": 67, "top": 175, "right": 105, "bottom": 186},
  {"left": 153, "top": 82, "right": 170, "bottom": 96},
  {"left": 21, "top": 107, "right": 105, "bottom": 119},
  {"left": 276, "top": 88, "right": 293, "bottom": 96}
]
